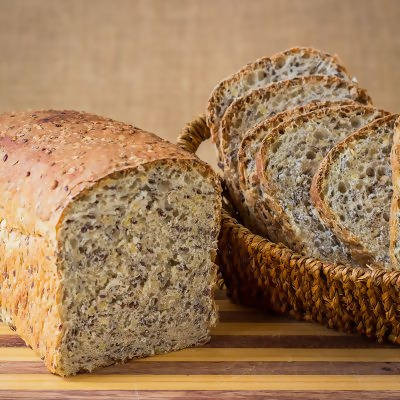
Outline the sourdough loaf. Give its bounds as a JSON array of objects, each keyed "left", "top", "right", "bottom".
[
  {"left": 0, "top": 110, "right": 222, "bottom": 375},
  {"left": 206, "top": 47, "right": 352, "bottom": 148},
  {"left": 256, "top": 105, "right": 387, "bottom": 265},
  {"left": 237, "top": 100, "right": 355, "bottom": 233},
  {"left": 311, "top": 114, "right": 397, "bottom": 268},
  {"left": 390, "top": 117, "right": 400, "bottom": 268},
  {"left": 220, "top": 76, "right": 371, "bottom": 214}
]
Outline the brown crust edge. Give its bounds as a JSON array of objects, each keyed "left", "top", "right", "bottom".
[{"left": 389, "top": 118, "right": 400, "bottom": 268}]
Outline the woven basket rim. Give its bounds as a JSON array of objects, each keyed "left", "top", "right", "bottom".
[{"left": 177, "top": 114, "right": 400, "bottom": 284}]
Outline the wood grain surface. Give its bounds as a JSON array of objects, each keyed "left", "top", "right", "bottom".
[
  {"left": 1, "top": 292, "right": 400, "bottom": 398},
  {"left": 0, "top": 0, "right": 399, "bottom": 169}
]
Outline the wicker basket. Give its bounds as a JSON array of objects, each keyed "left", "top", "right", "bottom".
[{"left": 177, "top": 114, "right": 400, "bottom": 345}]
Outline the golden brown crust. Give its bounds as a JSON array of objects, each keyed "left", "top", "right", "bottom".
[
  {"left": 0, "top": 229, "right": 62, "bottom": 372},
  {"left": 0, "top": 110, "right": 221, "bottom": 375},
  {"left": 390, "top": 193, "right": 400, "bottom": 267},
  {"left": 310, "top": 114, "right": 398, "bottom": 267},
  {"left": 389, "top": 118, "right": 400, "bottom": 267},
  {"left": 206, "top": 47, "right": 352, "bottom": 146}
]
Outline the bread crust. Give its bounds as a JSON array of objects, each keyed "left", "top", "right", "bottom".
[
  {"left": 0, "top": 110, "right": 221, "bottom": 375},
  {"left": 390, "top": 193, "right": 400, "bottom": 267},
  {"left": 310, "top": 114, "right": 397, "bottom": 268},
  {"left": 219, "top": 75, "right": 372, "bottom": 216},
  {"left": 389, "top": 117, "right": 400, "bottom": 267},
  {"left": 257, "top": 105, "right": 388, "bottom": 258},
  {"left": 0, "top": 225, "right": 61, "bottom": 370}
]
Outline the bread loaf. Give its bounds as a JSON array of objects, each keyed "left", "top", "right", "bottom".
[
  {"left": 256, "top": 105, "right": 387, "bottom": 265},
  {"left": 311, "top": 114, "right": 397, "bottom": 268},
  {"left": 237, "top": 100, "right": 355, "bottom": 233},
  {"left": 390, "top": 117, "right": 400, "bottom": 267},
  {"left": 206, "top": 47, "right": 352, "bottom": 148},
  {"left": 0, "top": 110, "right": 221, "bottom": 375},
  {"left": 219, "top": 76, "right": 371, "bottom": 214}
]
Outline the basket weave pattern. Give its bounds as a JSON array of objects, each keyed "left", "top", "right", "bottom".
[{"left": 177, "top": 115, "right": 400, "bottom": 344}]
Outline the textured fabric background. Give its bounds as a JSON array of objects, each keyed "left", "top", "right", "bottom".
[{"left": 0, "top": 0, "right": 399, "bottom": 168}]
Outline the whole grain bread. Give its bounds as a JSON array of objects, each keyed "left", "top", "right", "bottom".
[
  {"left": 390, "top": 118, "right": 400, "bottom": 268},
  {"left": 206, "top": 47, "right": 352, "bottom": 148},
  {"left": 237, "top": 100, "right": 356, "bottom": 233},
  {"left": 311, "top": 114, "right": 397, "bottom": 268},
  {"left": 220, "top": 75, "right": 372, "bottom": 214},
  {"left": 256, "top": 105, "right": 387, "bottom": 265},
  {"left": 0, "top": 110, "right": 221, "bottom": 375}
]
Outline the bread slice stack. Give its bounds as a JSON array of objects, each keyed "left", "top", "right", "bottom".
[
  {"left": 207, "top": 47, "right": 400, "bottom": 269},
  {"left": 219, "top": 76, "right": 371, "bottom": 215}
]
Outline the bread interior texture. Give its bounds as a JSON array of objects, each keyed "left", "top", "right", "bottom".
[
  {"left": 57, "top": 163, "right": 219, "bottom": 375},
  {"left": 264, "top": 109, "right": 382, "bottom": 263},
  {"left": 323, "top": 123, "right": 393, "bottom": 267}
]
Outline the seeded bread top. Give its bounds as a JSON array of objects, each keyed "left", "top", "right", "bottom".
[
  {"left": 0, "top": 110, "right": 218, "bottom": 236},
  {"left": 206, "top": 47, "right": 352, "bottom": 145}
]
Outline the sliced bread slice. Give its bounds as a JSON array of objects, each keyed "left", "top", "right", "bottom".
[
  {"left": 238, "top": 100, "right": 356, "bottom": 233},
  {"left": 390, "top": 117, "right": 400, "bottom": 268},
  {"left": 311, "top": 114, "right": 397, "bottom": 268},
  {"left": 220, "top": 75, "right": 372, "bottom": 213},
  {"left": 256, "top": 105, "right": 388, "bottom": 266},
  {"left": 206, "top": 47, "right": 352, "bottom": 147}
]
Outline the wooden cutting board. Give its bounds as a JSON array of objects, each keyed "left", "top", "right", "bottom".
[{"left": 1, "top": 290, "right": 400, "bottom": 399}]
